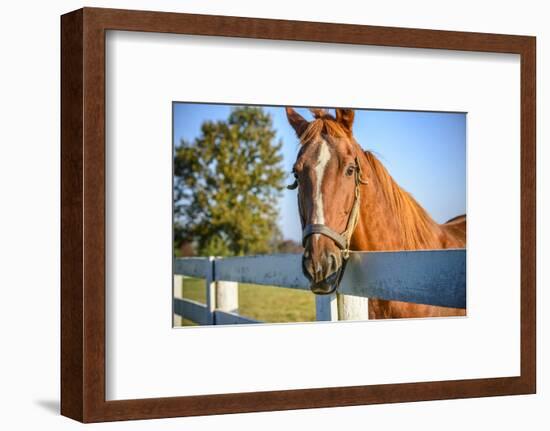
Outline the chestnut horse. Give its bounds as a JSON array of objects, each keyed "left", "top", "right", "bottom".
[{"left": 286, "top": 107, "right": 466, "bottom": 319}]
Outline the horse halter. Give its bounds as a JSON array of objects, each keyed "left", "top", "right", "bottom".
[{"left": 288, "top": 157, "right": 368, "bottom": 260}]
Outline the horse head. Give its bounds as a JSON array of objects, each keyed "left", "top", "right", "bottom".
[{"left": 286, "top": 107, "right": 367, "bottom": 295}]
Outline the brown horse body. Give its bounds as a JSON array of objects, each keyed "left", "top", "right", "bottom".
[{"left": 286, "top": 107, "right": 466, "bottom": 319}]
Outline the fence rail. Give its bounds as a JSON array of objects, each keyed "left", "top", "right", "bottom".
[
  {"left": 173, "top": 297, "right": 210, "bottom": 326},
  {"left": 173, "top": 249, "right": 466, "bottom": 326}
]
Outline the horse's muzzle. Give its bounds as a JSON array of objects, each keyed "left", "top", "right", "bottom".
[
  {"left": 302, "top": 240, "right": 345, "bottom": 295},
  {"left": 309, "top": 270, "right": 341, "bottom": 295},
  {"left": 304, "top": 268, "right": 343, "bottom": 295}
]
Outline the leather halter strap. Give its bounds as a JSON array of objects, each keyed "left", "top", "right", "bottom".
[
  {"left": 302, "top": 224, "right": 347, "bottom": 250},
  {"left": 301, "top": 157, "right": 367, "bottom": 260}
]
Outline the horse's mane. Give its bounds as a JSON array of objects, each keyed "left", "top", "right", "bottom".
[{"left": 362, "top": 151, "right": 441, "bottom": 249}]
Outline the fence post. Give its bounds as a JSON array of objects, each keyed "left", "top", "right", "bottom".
[
  {"left": 205, "top": 256, "right": 216, "bottom": 325},
  {"left": 216, "top": 281, "right": 239, "bottom": 314},
  {"left": 315, "top": 293, "right": 338, "bottom": 321},
  {"left": 337, "top": 294, "right": 369, "bottom": 321},
  {"left": 173, "top": 275, "right": 183, "bottom": 326}
]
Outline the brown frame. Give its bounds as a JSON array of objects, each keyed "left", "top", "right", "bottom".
[{"left": 61, "top": 7, "right": 536, "bottom": 423}]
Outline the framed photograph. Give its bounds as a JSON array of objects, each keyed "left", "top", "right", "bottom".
[{"left": 61, "top": 7, "right": 536, "bottom": 422}]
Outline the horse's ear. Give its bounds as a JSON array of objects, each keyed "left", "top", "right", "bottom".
[
  {"left": 285, "top": 107, "right": 309, "bottom": 139},
  {"left": 336, "top": 108, "right": 355, "bottom": 132}
]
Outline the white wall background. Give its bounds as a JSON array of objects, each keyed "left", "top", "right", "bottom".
[{"left": 0, "top": 0, "right": 546, "bottom": 429}]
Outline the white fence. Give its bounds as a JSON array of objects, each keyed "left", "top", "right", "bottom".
[{"left": 173, "top": 249, "right": 466, "bottom": 325}]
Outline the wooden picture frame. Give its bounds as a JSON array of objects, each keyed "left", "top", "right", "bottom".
[{"left": 61, "top": 7, "right": 536, "bottom": 423}]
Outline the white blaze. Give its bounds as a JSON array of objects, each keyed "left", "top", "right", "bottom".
[{"left": 313, "top": 140, "right": 331, "bottom": 234}]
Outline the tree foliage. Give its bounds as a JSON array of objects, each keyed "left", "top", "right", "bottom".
[{"left": 174, "top": 107, "right": 285, "bottom": 256}]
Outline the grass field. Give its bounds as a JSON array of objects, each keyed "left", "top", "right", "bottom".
[{"left": 177, "top": 277, "right": 316, "bottom": 325}]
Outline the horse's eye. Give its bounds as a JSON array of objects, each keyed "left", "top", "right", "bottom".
[{"left": 345, "top": 166, "right": 355, "bottom": 177}]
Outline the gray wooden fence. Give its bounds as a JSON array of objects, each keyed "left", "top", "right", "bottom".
[{"left": 173, "top": 249, "right": 466, "bottom": 326}]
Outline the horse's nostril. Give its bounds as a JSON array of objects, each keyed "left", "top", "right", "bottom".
[
  {"left": 329, "top": 253, "right": 340, "bottom": 273},
  {"left": 302, "top": 256, "right": 314, "bottom": 280}
]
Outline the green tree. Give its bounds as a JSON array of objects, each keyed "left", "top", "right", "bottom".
[{"left": 174, "top": 107, "right": 285, "bottom": 256}]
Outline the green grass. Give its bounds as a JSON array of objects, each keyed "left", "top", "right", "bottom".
[{"left": 176, "top": 277, "right": 315, "bottom": 325}]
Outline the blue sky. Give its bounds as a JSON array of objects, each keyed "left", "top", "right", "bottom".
[{"left": 173, "top": 103, "right": 466, "bottom": 242}]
